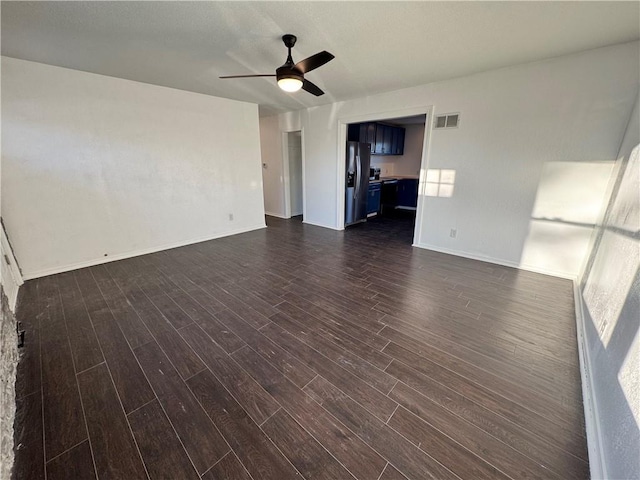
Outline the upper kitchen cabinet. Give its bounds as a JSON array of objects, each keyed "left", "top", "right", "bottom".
[
  {"left": 348, "top": 122, "right": 405, "bottom": 155},
  {"left": 391, "top": 127, "right": 405, "bottom": 155},
  {"left": 374, "top": 126, "right": 385, "bottom": 154},
  {"left": 363, "top": 123, "right": 377, "bottom": 149},
  {"left": 347, "top": 123, "right": 376, "bottom": 148}
]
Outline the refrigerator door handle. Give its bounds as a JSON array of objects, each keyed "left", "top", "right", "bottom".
[{"left": 355, "top": 155, "right": 360, "bottom": 199}]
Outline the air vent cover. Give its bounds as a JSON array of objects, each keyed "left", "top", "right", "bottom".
[{"left": 434, "top": 113, "right": 460, "bottom": 129}]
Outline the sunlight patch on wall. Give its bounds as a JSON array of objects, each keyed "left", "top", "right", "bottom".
[
  {"left": 531, "top": 161, "right": 615, "bottom": 222},
  {"left": 584, "top": 230, "right": 638, "bottom": 347},
  {"left": 425, "top": 169, "right": 456, "bottom": 197},
  {"left": 583, "top": 144, "right": 640, "bottom": 348},
  {"left": 521, "top": 160, "right": 615, "bottom": 275}
]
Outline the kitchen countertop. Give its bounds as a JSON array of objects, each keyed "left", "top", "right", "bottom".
[
  {"left": 369, "top": 175, "right": 419, "bottom": 185},
  {"left": 380, "top": 175, "right": 419, "bottom": 180}
]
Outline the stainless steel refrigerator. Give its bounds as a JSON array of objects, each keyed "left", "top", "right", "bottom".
[{"left": 345, "top": 141, "right": 371, "bottom": 227}]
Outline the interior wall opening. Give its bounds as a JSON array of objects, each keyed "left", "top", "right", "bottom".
[
  {"left": 287, "top": 131, "right": 303, "bottom": 218},
  {"left": 278, "top": 129, "right": 305, "bottom": 222},
  {"left": 344, "top": 114, "right": 427, "bottom": 243}
]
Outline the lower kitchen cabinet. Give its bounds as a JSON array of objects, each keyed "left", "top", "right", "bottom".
[
  {"left": 367, "top": 183, "right": 381, "bottom": 216},
  {"left": 397, "top": 179, "right": 418, "bottom": 209}
]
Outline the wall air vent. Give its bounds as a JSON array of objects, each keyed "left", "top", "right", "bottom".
[{"left": 434, "top": 113, "right": 460, "bottom": 129}]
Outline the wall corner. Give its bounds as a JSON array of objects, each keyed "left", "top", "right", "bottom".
[{"left": 573, "top": 280, "right": 607, "bottom": 479}]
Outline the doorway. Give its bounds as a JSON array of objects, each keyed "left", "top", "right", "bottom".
[
  {"left": 342, "top": 113, "right": 428, "bottom": 244},
  {"left": 284, "top": 130, "right": 303, "bottom": 219}
]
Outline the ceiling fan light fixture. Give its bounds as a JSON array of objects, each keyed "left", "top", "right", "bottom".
[
  {"left": 278, "top": 77, "right": 303, "bottom": 92},
  {"left": 276, "top": 65, "right": 304, "bottom": 92}
]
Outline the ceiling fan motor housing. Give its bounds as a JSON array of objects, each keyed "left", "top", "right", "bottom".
[
  {"left": 282, "top": 34, "right": 297, "bottom": 48},
  {"left": 276, "top": 65, "right": 303, "bottom": 83}
]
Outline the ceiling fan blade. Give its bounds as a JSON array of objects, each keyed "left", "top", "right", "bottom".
[
  {"left": 302, "top": 79, "right": 324, "bottom": 96},
  {"left": 219, "top": 74, "right": 276, "bottom": 79},
  {"left": 295, "top": 51, "right": 334, "bottom": 74}
]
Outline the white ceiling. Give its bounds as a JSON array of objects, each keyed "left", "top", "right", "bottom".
[{"left": 2, "top": 1, "right": 639, "bottom": 117}]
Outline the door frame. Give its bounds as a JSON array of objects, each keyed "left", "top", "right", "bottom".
[
  {"left": 335, "top": 106, "right": 434, "bottom": 245},
  {"left": 281, "top": 128, "right": 306, "bottom": 219}
]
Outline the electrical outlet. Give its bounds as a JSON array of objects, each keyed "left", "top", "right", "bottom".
[
  {"left": 450, "top": 228, "right": 457, "bottom": 238},
  {"left": 229, "top": 213, "right": 234, "bottom": 221}
]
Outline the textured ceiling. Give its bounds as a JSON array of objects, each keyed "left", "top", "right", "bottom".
[{"left": 2, "top": 1, "right": 639, "bottom": 116}]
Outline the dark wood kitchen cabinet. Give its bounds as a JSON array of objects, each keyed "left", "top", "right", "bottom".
[
  {"left": 347, "top": 123, "right": 376, "bottom": 149},
  {"left": 363, "top": 123, "right": 377, "bottom": 148},
  {"left": 397, "top": 178, "right": 418, "bottom": 209},
  {"left": 383, "top": 127, "right": 393, "bottom": 154},
  {"left": 392, "top": 127, "right": 405, "bottom": 154},
  {"left": 373, "top": 126, "right": 385, "bottom": 154},
  {"left": 348, "top": 122, "right": 405, "bottom": 155},
  {"left": 367, "top": 182, "right": 381, "bottom": 216}
]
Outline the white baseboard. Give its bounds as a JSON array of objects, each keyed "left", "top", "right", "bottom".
[
  {"left": 8, "top": 285, "right": 19, "bottom": 313},
  {"left": 302, "top": 219, "right": 342, "bottom": 231},
  {"left": 573, "top": 281, "right": 606, "bottom": 479},
  {"left": 1, "top": 263, "right": 22, "bottom": 313},
  {"left": 1, "top": 228, "right": 23, "bottom": 312},
  {"left": 266, "top": 213, "right": 341, "bottom": 231},
  {"left": 1, "top": 225, "right": 24, "bottom": 286},
  {"left": 22, "top": 223, "right": 267, "bottom": 280},
  {"left": 412, "top": 242, "right": 577, "bottom": 280},
  {"left": 265, "top": 211, "right": 303, "bottom": 219},
  {"left": 265, "top": 211, "right": 289, "bottom": 219}
]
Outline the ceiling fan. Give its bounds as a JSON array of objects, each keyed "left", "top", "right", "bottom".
[{"left": 219, "top": 34, "right": 334, "bottom": 96}]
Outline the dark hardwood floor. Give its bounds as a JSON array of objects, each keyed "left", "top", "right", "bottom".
[{"left": 13, "top": 214, "right": 589, "bottom": 480}]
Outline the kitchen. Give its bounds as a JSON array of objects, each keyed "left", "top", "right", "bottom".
[{"left": 345, "top": 114, "right": 426, "bottom": 239}]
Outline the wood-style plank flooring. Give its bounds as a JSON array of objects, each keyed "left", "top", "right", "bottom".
[{"left": 13, "top": 214, "right": 588, "bottom": 480}]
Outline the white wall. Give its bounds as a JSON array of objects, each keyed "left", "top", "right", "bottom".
[
  {"left": 396, "top": 123, "right": 424, "bottom": 176},
  {"left": 577, "top": 92, "right": 639, "bottom": 480},
  {"left": 1, "top": 57, "right": 266, "bottom": 279},
  {"left": 289, "top": 41, "right": 639, "bottom": 277},
  {"left": 371, "top": 123, "right": 425, "bottom": 177}
]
